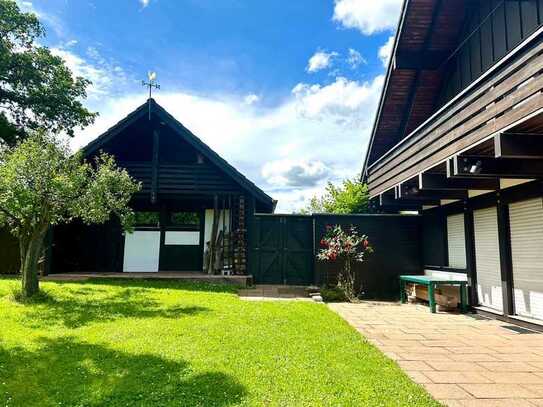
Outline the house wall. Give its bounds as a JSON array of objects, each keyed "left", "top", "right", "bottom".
[
  {"left": 421, "top": 180, "right": 543, "bottom": 324},
  {"left": 367, "top": 33, "right": 543, "bottom": 197},
  {"left": 438, "top": 0, "right": 543, "bottom": 106}
]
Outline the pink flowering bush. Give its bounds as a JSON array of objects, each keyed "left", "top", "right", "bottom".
[{"left": 317, "top": 224, "right": 373, "bottom": 302}]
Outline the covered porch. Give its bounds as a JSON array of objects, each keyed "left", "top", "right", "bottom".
[{"left": 43, "top": 271, "right": 252, "bottom": 286}]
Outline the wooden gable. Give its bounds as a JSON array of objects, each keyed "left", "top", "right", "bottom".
[{"left": 82, "top": 99, "right": 274, "bottom": 212}]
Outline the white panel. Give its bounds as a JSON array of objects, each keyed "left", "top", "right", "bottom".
[
  {"left": 424, "top": 269, "right": 468, "bottom": 281},
  {"left": 474, "top": 206, "right": 503, "bottom": 311},
  {"left": 123, "top": 231, "right": 160, "bottom": 272},
  {"left": 509, "top": 198, "right": 543, "bottom": 321},
  {"left": 447, "top": 213, "right": 467, "bottom": 269},
  {"left": 164, "top": 231, "right": 200, "bottom": 245}
]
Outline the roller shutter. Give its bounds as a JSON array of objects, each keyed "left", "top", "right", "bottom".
[
  {"left": 474, "top": 206, "right": 503, "bottom": 311},
  {"left": 509, "top": 198, "right": 543, "bottom": 321},
  {"left": 447, "top": 213, "right": 467, "bottom": 269}
]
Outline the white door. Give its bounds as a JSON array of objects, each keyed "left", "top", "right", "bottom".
[
  {"left": 123, "top": 231, "right": 161, "bottom": 272},
  {"left": 509, "top": 198, "right": 543, "bottom": 321},
  {"left": 447, "top": 213, "right": 467, "bottom": 269},
  {"left": 474, "top": 206, "right": 503, "bottom": 311}
]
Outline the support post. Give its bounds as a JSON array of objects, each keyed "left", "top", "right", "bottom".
[
  {"left": 497, "top": 195, "right": 514, "bottom": 316},
  {"left": 151, "top": 130, "right": 159, "bottom": 204}
]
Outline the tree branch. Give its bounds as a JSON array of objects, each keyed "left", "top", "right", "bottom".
[{"left": 0, "top": 205, "right": 21, "bottom": 226}]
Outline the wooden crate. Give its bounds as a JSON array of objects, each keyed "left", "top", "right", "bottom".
[{"left": 406, "top": 283, "right": 460, "bottom": 308}]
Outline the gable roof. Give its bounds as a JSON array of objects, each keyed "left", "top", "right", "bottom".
[{"left": 82, "top": 98, "right": 275, "bottom": 209}]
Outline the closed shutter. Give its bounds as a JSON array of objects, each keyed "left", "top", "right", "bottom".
[
  {"left": 509, "top": 198, "right": 543, "bottom": 321},
  {"left": 447, "top": 213, "right": 467, "bottom": 269},
  {"left": 473, "top": 206, "right": 503, "bottom": 311}
]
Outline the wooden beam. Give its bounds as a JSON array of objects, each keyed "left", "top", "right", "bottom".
[
  {"left": 494, "top": 132, "right": 543, "bottom": 159},
  {"left": 419, "top": 172, "right": 499, "bottom": 191},
  {"left": 451, "top": 155, "right": 543, "bottom": 178},
  {"left": 398, "top": 182, "right": 468, "bottom": 200},
  {"left": 379, "top": 191, "right": 427, "bottom": 209},
  {"left": 151, "top": 129, "right": 159, "bottom": 204}
]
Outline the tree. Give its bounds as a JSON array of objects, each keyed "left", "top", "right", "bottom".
[
  {"left": 0, "top": 132, "right": 140, "bottom": 297},
  {"left": 302, "top": 178, "right": 369, "bottom": 214},
  {"left": 0, "top": 0, "right": 97, "bottom": 145}
]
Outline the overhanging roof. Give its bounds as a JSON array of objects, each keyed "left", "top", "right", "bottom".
[
  {"left": 82, "top": 98, "right": 275, "bottom": 209},
  {"left": 362, "top": 0, "right": 467, "bottom": 177}
]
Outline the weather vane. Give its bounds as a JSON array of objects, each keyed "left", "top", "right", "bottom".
[{"left": 142, "top": 71, "right": 160, "bottom": 99}]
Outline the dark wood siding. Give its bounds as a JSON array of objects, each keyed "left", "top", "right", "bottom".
[
  {"left": 438, "top": 0, "right": 543, "bottom": 108},
  {"left": 367, "top": 36, "right": 543, "bottom": 196},
  {"left": 422, "top": 209, "right": 447, "bottom": 266}
]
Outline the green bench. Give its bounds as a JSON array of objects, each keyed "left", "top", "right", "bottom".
[{"left": 399, "top": 274, "right": 468, "bottom": 313}]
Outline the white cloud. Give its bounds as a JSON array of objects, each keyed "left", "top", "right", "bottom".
[
  {"left": 17, "top": 0, "right": 65, "bottom": 37},
  {"left": 72, "top": 75, "right": 383, "bottom": 212},
  {"left": 292, "top": 75, "right": 384, "bottom": 128},
  {"left": 262, "top": 159, "right": 331, "bottom": 187},
  {"left": 306, "top": 50, "right": 338, "bottom": 73},
  {"left": 347, "top": 48, "right": 366, "bottom": 69},
  {"left": 243, "top": 94, "right": 260, "bottom": 105},
  {"left": 378, "top": 35, "right": 395, "bottom": 67},
  {"left": 139, "top": 0, "right": 150, "bottom": 8},
  {"left": 50, "top": 46, "right": 129, "bottom": 99},
  {"left": 333, "top": 0, "right": 402, "bottom": 35}
]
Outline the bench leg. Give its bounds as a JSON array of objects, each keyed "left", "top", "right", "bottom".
[
  {"left": 400, "top": 280, "right": 406, "bottom": 304},
  {"left": 428, "top": 283, "right": 436, "bottom": 313},
  {"left": 460, "top": 284, "right": 467, "bottom": 313}
]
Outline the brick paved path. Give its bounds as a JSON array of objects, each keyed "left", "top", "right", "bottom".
[{"left": 329, "top": 301, "right": 543, "bottom": 406}]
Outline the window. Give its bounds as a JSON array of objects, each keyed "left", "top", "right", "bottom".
[
  {"left": 135, "top": 212, "right": 160, "bottom": 227},
  {"left": 170, "top": 212, "right": 200, "bottom": 227}
]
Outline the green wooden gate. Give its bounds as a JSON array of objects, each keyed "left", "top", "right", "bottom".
[{"left": 250, "top": 215, "right": 314, "bottom": 285}]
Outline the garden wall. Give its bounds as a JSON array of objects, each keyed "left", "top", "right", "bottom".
[{"left": 313, "top": 214, "right": 422, "bottom": 299}]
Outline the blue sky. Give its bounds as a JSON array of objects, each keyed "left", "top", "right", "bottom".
[{"left": 19, "top": 0, "right": 402, "bottom": 212}]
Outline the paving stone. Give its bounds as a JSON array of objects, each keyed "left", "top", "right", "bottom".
[
  {"left": 397, "top": 360, "right": 435, "bottom": 371},
  {"left": 459, "top": 383, "right": 539, "bottom": 398},
  {"left": 426, "top": 361, "right": 489, "bottom": 372},
  {"left": 521, "top": 385, "right": 543, "bottom": 397},
  {"left": 401, "top": 353, "right": 452, "bottom": 361},
  {"left": 480, "top": 372, "right": 543, "bottom": 384},
  {"left": 423, "top": 383, "right": 473, "bottom": 400},
  {"left": 448, "top": 353, "right": 498, "bottom": 362},
  {"left": 405, "top": 370, "right": 432, "bottom": 384},
  {"left": 423, "top": 371, "right": 493, "bottom": 384},
  {"left": 328, "top": 302, "right": 543, "bottom": 407},
  {"left": 477, "top": 362, "right": 537, "bottom": 372},
  {"left": 456, "top": 399, "right": 537, "bottom": 406}
]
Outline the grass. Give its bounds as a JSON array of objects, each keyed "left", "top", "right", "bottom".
[{"left": 0, "top": 278, "right": 439, "bottom": 406}]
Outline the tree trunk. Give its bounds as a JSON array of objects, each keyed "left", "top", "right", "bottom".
[{"left": 20, "top": 233, "right": 45, "bottom": 298}]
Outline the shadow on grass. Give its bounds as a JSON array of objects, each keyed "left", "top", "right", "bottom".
[
  {"left": 0, "top": 337, "right": 246, "bottom": 406},
  {"left": 11, "top": 282, "right": 212, "bottom": 329}
]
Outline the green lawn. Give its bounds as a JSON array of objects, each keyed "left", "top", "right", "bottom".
[{"left": 0, "top": 278, "right": 438, "bottom": 406}]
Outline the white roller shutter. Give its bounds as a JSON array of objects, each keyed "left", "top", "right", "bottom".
[
  {"left": 447, "top": 213, "right": 467, "bottom": 269},
  {"left": 474, "top": 206, "right": 503, "bottom": 311},
  {"left": 509, "top": 198, "right": 543, "bottom": 321}
]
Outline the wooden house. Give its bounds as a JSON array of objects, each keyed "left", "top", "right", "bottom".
[
  {"left": 363, "top": 0, "right": 543, "bottom": 327},
  {"left": 51, "top": 98, "right": 275, "bottom": 275}
]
